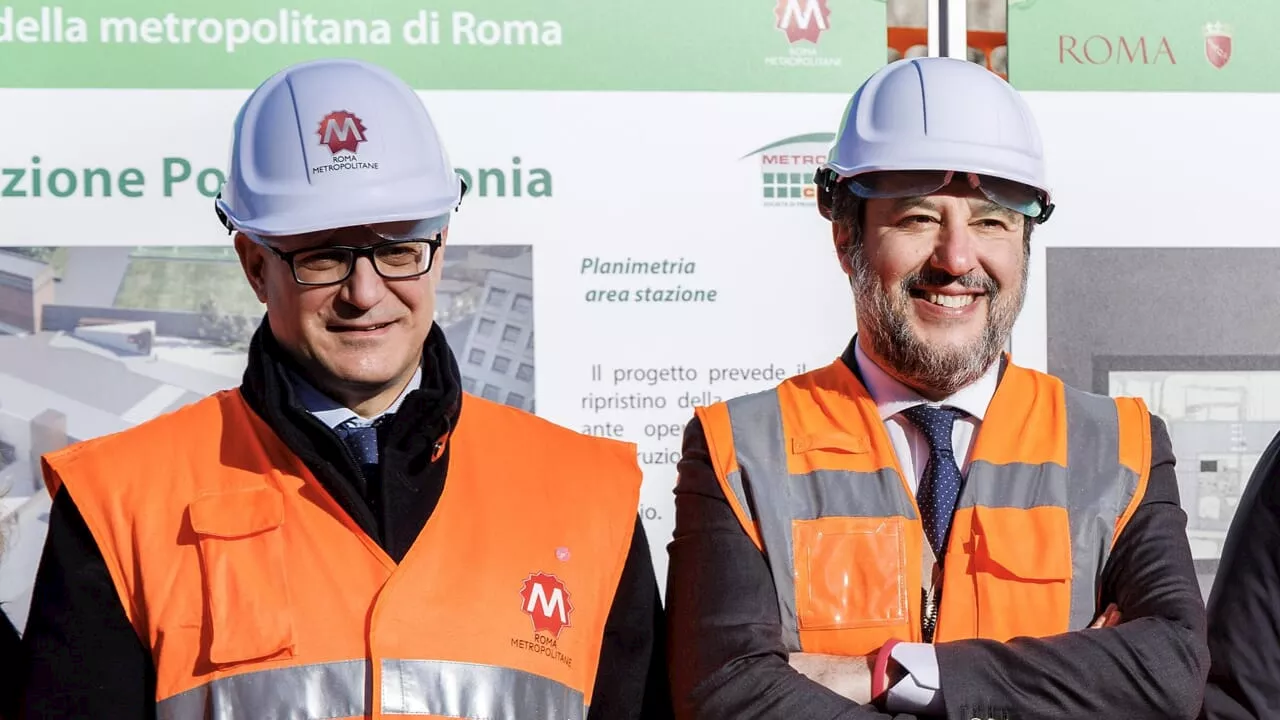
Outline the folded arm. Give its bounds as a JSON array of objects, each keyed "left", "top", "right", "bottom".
[
  {"left": 664, "top": 417, "right": 916, "bottom": 720},
  {"left": 932, "top": 415, "right": 1210, "bottom": 720}
]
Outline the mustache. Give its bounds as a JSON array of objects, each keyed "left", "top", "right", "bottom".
[{"left": 899, "top": 266, "right": 999, "bottom": 295}]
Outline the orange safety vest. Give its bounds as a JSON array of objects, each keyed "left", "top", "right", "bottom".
[
  {"left": 41, "top": 389, "right": 642, "bottom": 719},
  {"left": 695, "top": 356, "right": 1151, "bottom": 654}
]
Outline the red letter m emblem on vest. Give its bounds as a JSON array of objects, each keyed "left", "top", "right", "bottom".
[{"left": 519, "top": 572, "right": 574, "bottom": 638}]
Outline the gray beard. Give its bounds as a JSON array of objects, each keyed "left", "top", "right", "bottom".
[{"left": 850, "top": 249, "right": 1027, "bottom": 398}]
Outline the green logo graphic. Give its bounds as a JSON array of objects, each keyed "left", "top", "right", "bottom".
[
  {"left": 762, "top": 171, "right": 811, "bottom": 200},
  {"left": 741, "top": 132, "right": 834, "bottom": 208}
]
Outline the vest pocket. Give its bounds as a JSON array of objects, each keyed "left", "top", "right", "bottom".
[
  {"left": 188, "top": 486, "right": 295, "bottom": 666},
  {"left": 793, "top": 516, "right": 908, "bottom": 631},
  {"left": 970, "top": 505, "right": 1073, "bottom": 640}
]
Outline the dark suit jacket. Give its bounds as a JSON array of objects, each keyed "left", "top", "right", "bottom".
[
  {"left": 1199, "top": 429, "right": 1280, "bottom": 720},
  {"left": 665, "top": 349, "right": 1210, "bottom": 720},
  {"left": 0, "top": 608, "right": 20, "bottom": 720}
]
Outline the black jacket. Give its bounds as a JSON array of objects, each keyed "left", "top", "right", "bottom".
[
  {"left": 0, "top": 608, "right": 19, "bottom": 720},
  {"left": 1199, "top": 429, "right": 1280, "bottom": 720},
  {"left": 20, "top": 319, "right": 673, "bottom": 719},
  {"left": 665, "top": 342, "right": 1210, "bottom": 720}
]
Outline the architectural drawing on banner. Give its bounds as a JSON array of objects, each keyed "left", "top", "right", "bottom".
[
  {"left": 0, "top": 244, "right": 535, "bottom": 509},
  {"left": 1046, "top": 247, "right": 1280, "bottom": 600},
  {"left": 1107, "top": 370, "right": 1280, "bottom": 599}
]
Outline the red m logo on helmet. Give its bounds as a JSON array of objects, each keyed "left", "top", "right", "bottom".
[{"left": 318, "top": 111, "right": 367, "bottom": 154}]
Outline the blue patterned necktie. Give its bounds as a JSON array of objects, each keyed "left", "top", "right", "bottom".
[
  {"left": 336, "top": 417, "right": 387, "bottom": 486},
  {"left": 900, "top": 404, "right": 967, "bottom": 558}
]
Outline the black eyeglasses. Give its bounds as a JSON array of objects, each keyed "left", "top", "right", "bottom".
[{"left": 262, "top": 237, "right": 443, "bottom": 286}]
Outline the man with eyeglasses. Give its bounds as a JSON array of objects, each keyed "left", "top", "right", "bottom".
[
  {"left": 20, "top": 58, "right": 672, "bottom": 720},
  {"left": 665, "top": 57, "right": 1208, "bottom": 719}
]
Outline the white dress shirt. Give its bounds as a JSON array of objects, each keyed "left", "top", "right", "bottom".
[
  {"left": 288, "top": 366, "right": 423, "bottom": 429},
  {"left": 850, "top": 339, "right": 1001, "bottom": 713},
  {"left": 852, "top": 340, "right": 998, "bottom": 493}
]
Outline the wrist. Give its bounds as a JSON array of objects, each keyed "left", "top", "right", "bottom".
[{"left": 870, "top": 638, "right": 904, "bottom": 700}]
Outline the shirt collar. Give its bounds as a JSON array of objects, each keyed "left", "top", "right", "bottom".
[
  {"left": 852, "top": 337, "right": 999, "bottom": 422},
  {"left": 288, "top": 365, "right": 423, "bottom": 429}
]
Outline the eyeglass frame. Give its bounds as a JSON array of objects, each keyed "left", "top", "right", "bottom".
[{"left": 253, "top": 234, "right": 445, "bottom": 287}]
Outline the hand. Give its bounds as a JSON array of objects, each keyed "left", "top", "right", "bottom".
[
  {"left": 1090, "top": 602, "right": 1122, "bottom": 628},
  {"left": 788, "top": 651, "right": 880, "bottom": 704}
]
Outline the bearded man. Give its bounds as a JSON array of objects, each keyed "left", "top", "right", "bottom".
[{"left": 662, "top": 57, "right": 1208, "bottom": 720}]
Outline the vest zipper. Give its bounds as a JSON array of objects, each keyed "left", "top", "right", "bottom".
[{"left": 922, "top": 585, "right": 939, "bottom": 643}]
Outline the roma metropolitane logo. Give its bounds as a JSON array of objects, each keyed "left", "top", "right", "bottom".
[{"left": 765, "top": 0, "right": 842, "bottom": 68}]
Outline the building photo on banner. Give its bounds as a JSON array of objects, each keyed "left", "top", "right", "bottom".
[{"left": 1007, "top": 0, "right": 1280, "bottom": 599}]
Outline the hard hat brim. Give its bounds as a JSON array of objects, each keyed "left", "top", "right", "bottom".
[
  {"left": 822, "top": 158, "right": 1052, "bottom": 208},
  {"left": 216, "top": 184, "right": 463, "bottom": 238}
]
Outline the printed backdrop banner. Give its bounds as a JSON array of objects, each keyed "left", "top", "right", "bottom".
[
  {"left": 8, "top": 0, "right": 1275, "bottom": 631},
  {"left": 0, "top": 0, "right": 889, "bottom": 621},
  {"left": 1007, "top": 0, "right": 1278, "bottom": 90}
]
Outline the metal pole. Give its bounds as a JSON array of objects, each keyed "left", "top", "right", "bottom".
[
  {"left": 945, "top": 0, "right": 969, "bottom": 60},
  {"left": 927, "top": 0, "right": 942, "bottom": 57},
  {"left": 932, "top": 0, "right": 970, "bottom": 59}
]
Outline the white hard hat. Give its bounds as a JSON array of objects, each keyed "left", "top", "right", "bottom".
[
  {"left": 815, "top": 56, "right": 1054, "bottom": 224},
  {"left": 215, "top": 57, "right": 465, "bottom": 238}
]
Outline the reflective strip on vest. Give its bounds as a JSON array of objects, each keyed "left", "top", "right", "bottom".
[
  {"left": 1060, "top": 388, "right": 1141, "bottom": 628},
  {"left": 381, "top": 659, "right": 587, "bottom": 718},
  {"left": 722, "top": 384, "right": 1137, "bottom": 650},
  {"left": 723, "top": 390, "right": 920, "bottom": 650},
  {"left": 156, "top": 659, "right": 587, "bottom": 720}
]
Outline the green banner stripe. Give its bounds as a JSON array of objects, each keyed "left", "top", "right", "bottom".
[
  {"left": 1007, "top": 0, "right": 1279, "bottom": 92},
  {"left": 0, "top": 0, "right": 889, "bottom": 92}
]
